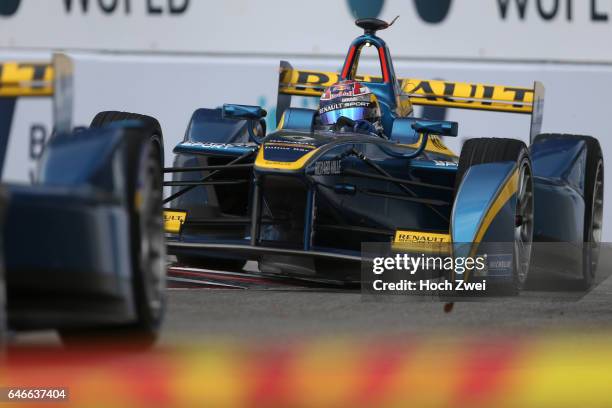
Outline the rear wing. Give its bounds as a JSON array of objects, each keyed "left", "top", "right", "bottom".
[
  {"left": 277, "top": 62, "right": 545, "bottom": 141},
  {"left": 0, "top": 54, "right": 74, "bottom": 133}
]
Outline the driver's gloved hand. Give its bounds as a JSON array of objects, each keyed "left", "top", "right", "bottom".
[{"left": 353, "top": 119, "right": 377, "bottom": 135}]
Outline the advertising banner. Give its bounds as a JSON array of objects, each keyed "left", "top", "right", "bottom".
[{"left": 3, "top": 1, "right": 612, "bottom": 62}]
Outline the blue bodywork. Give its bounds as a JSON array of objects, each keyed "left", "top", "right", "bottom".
[
  {"left": 531, "top": 137, "right": 587, "bottom": 243},
  {"left": 3, "top": 124, "right": 151, "bottom": 329},
  {"left": 452, "top": 161, "right": 517, "bottom": 245}
]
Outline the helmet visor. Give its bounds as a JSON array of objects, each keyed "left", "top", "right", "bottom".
[{"left": 320, "top": 107, "right": 368, "bottom": 125}]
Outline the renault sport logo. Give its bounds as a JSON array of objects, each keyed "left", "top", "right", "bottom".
[{"left": 0, "top": 0, "right": 21, "bottom": 16}]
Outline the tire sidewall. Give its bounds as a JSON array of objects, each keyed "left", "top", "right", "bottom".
[
  {"left": 513, "top": 148, "right": 534, "bottom": 291},
  {"left": 123, "top": 130, "right": 166, "bottom": 336},
  {"left": 582, "top": 157, "right": 604, "bottom": 288}
]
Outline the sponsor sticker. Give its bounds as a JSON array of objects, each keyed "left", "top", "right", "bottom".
[
  {"left": 164, "top": 210, "right": 187, "bottom": 234},
  {"left": 393, "top": 230, "right": 451, "bottom": 252},
  {"left": 314, "top": 160, "right": 342, "bottom": 175}
]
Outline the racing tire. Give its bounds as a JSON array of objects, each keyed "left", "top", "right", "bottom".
[
  {"left": 60, "top": 113, "right": 166, "bottom": 348},
  {"left": 533, "top": 134, "right": 604, "bottom": 290},
  {"left": 90, "top": 111, "right": 164, "bottom": 167},
  {"left": 456, "top": 138, "right": 534, "bottom": 295}
]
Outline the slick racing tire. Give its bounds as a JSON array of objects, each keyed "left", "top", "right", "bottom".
[
  {"left": 456, "top": 138, "right": 534, "bottom": 295},
  {"left": 60, "top": 112, "right": 166, "bottom": 348},
  {"left": 534, "top": 134, "right": 604, "bottom": 290},
  {"left": 90, "top": 111, "right": 164, "bottom": 167}
]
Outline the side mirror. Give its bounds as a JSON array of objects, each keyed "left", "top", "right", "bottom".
[
  {"left": 411, "top": 120, "right": 458, "bottom": 137},
  {"left": 222, "top": 104, "right": 267, "bottom": 121}
]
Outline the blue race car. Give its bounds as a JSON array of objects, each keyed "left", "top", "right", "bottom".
[{"left": 104, "top": 18, "right": 602, "bottom": 294}]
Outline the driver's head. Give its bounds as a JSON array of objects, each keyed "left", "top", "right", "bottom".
[{"left": 318, "top": 80, "right": 381, "bottom": 128}]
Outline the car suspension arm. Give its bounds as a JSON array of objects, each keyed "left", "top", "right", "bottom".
[
  {"left": 351, "top": 149, "right": 450, "bottom": 223},
  {"left": 163, "top": 163, "right": 254, "bottom": 173},
  {"left": 162, "top": 151, "right": 254, "bottom": 205},
  {"left": 342, "top": 168, "right": 454, "bottom": 192}
]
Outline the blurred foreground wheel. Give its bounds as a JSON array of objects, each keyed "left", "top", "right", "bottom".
[
  {"left": 60, "top": 112, "right": 166, "bottom": 348},
  {"left": 128, "top": 135, "right": 167, "bottom": 343}
]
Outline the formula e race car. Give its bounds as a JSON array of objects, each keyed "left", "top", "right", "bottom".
[
  {"left": 108, "top": 18, "right": 601, "bottom": 294},
  {"left": 0, "top": 56, "right": 166, "bottom": 345}
]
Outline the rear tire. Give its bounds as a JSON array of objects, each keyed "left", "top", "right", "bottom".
[
  {"left": 534, "top": 134, "right": 604, "bottom": 289},
  {"left": 456, "top": 138, "right": 534, "bottom": 295}
]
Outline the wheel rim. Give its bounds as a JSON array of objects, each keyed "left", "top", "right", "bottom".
[
  {"left": 514, "top": 158, "right": 534, "bottom": 284},
  {"left": 137, "top": 143, "right": 166, "bottom": 321},
  {"left": 589, "top": 160, "right": 604, "bottom": 275}
]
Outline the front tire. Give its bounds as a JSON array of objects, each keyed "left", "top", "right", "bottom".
[
  {"left": 456, "top": 138, "right": 534, "bottom": 295},
  {"left": 128, "top": 137, "right": 166, "bottom": 343},
  {"left": 60, "top": 112, "right": 166, "bottom": 348}
]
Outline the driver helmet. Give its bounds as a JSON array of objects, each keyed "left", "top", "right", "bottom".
[{"left": 318, "top": 80, "right": 381, "bottom": 129}]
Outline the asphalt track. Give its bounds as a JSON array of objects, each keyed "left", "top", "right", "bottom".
[
  {"left": 13, "top": 250, "right": 612, "bottom": 346},
  {"left": 161, "top": 259, "right": 612, "bottom": 344}
]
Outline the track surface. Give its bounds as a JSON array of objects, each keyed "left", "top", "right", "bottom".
[
  {"left": 159, "top": 249, "right": 612, "bottom": 344},
  {"left": 13, "top": 251, "right": 612, "bottom": 345}
]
